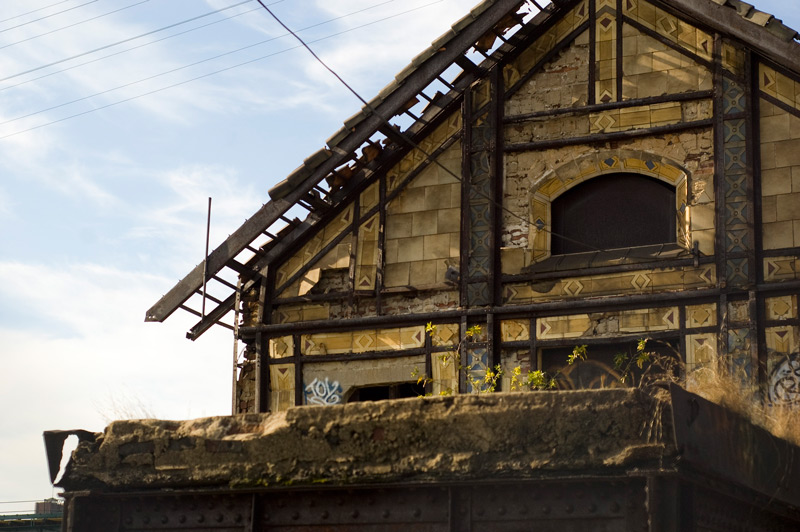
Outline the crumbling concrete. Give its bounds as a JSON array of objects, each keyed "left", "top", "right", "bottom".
[{"left": 59, "top": 389, "right": 673, "bottom": 491}]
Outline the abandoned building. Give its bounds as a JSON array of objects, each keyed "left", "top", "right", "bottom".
[
  {"left": 145, "top": 0, "right": 800, "bottom": 414},
  {"left": 51, "top": 0, "right": 800, "bottom": 529}
]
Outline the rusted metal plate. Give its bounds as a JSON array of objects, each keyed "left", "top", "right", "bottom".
[
  {"left": 255, "top": 487, "right": 449, "bottom": 530},
  {"left": 119, "top": 494, "right": 252, "bottom": 531},
  {"left": 467, "top": 480, "right": 646, "bottom": 532},
  {"left": 670, "top": 383, "right": 800, "bottom": 510}
]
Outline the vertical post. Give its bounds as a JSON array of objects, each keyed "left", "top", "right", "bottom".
[
  {"left": 232, "top": 278, "right": 242, "bottom": 414},
  {"left": 202, "top": 197, "right": 212, "bottom": 318},
  {"left": 588, "top": 0, "right": 597, "bottom": 105},
  {"left": 255, "top": 280, "right": 268, "bottom": 413}
]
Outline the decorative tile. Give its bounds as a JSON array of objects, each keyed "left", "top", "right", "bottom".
[
  {"left": 727, "top": 328, "right": 751, "bottom": 356},
  {"left": 501, "top": 319, "right": 531, "bottom": 342},
  {"left": 721, "top": 41, "right": 745, "bottom": 76},
  {"left": 685, "top": 333, "right": 717, "bottom": 369},
  {"left": 764, "top": 256, "right": 800, "bottom": 282},
  {"left": 270, "top": 364, "right": 295, "bottom": 412},
  {"left": 723, "top": 78, "right": 745, "bottom": 114},
  {"left": 274, "top": 304, "right": 330, "bottom": 324},
  {"left": 765, "top": 295, "right": 797, "bottom": 321},
  {"left": 467, "top": 283, "right": 490, "bottom": 307},
  {"left": 724, "top": 119, "right": 746, "bottom": 143},
  {"left": 726, "top": 258, "right": 750, "bottom": 287},
  {"left": 685, "top": 303, "right": 717, "bottom": 328},
  {"left": 760, "top": 64, "right": 800, "bottom": 112},
  {"left": 725, "top": 200, "right": 748, "bottom": 226},
  {"left": 432, "top": 323, "right": 460, "bottom": 347},
  {"left": 725, "top": 229, "right": 750, "bottom": 253},
  {"left": 269, "top": 336, "right": 294, "bottom": 359},
  {"left": 537, "top": 314, "right": 592, "bottom": 340},
  {"left": 723, "top": 146, "right": 747, "bottom": 173},
  {"left": 431, "top": 350, "right": 458, "bottom": 395},
  {"left": 765, "top": 325, "right": 799, "bottom": 355},
  {"left": 466, "top": 348, "right": 490, "bottom": 393}
]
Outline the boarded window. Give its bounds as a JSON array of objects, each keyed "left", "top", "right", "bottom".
[
  {"left": 347, "top": 382, "right": 424, "bottom": 403},
  {"left": 551, "top": 173, "right": 676, "bottom": 254}
]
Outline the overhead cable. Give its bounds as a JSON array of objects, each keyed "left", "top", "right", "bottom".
[
  {"left": 0, "top": 5, "right": 265, "bottom": 93},
  {"left": 0, "top": 0, "right": 396, "bottom": 128},
  {"left": 0, "top": 1, "right": 150, "bottom": 52},
  {"left": 0, "top": 0, "right": 257, "bottom": 84},
  {"left": 0, "top": 0, "right": 442, "bottom": 140},
  {"left": 0, "top": 0, "right": 100, "bottom": 32},
  {"left": 0, "top": 0, "right": 75, "bottom": 25}
]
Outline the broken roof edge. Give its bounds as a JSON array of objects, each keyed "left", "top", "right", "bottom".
[{"left": 667, "top": 0, "right": 800, "bottom": 73}]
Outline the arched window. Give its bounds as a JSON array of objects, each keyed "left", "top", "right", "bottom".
[{"left": 550, "top": 173, "right": 677, "bottom": 255}]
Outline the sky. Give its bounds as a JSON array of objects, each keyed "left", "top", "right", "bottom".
[{"left": 0, "top": 0, "right": 798, "bottom": 516}]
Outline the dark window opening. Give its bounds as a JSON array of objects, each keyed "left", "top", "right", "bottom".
[
  {"left": 540, "top": 339, "right": 680, "bottom": 390},
  {"left": 551, "top": 173, "right": 676, "bottom": 255},
  {"left": 347, "top": 382, "right": 425, "bottom": 403}
]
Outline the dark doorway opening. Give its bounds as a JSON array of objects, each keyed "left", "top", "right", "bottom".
[
  {"left": 540, "top": 338, "right": 680, "bottom": 389},
  {"left": 347, "top": 382, "right": 425, "bottom": 402}
]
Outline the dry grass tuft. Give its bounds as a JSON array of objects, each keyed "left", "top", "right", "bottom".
[{"left": 685, "top": 360, "right": 800, "bottom": 448}]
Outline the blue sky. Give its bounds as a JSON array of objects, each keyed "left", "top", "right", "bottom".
[{"left": 0, "top": 0, "right": 798, "bottom": 514}]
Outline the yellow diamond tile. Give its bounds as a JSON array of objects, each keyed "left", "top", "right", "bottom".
[{"left": 269, "top": 336, "right": 294, "bottom": 359}]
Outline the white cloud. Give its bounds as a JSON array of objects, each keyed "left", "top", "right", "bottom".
[
  {"left": 125, "top": 164, "right": 265, "bottom": 261},
  {"left": 0, "top": 260, "right": 233, "bottom": 505},
  {"left": 0, "top": 185, "right": 12, "bottom": 219}
]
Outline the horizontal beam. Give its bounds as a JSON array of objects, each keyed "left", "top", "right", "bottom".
[
  {"left": 241, "top": 287, "right": 719, "bottom": 336},
  {"left": 504, "top": 119, "right": 713, "bottom": 152}
]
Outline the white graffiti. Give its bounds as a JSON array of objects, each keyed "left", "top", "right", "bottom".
[
  {"left": 769, "top": 354, "right": 800, "bottom": 406},
  {"left": 305, "top": 377, "right": 343, "bottom": 405}
]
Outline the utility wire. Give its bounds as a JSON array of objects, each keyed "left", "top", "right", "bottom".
[
  {"left": 0, "top": 0, "right": 440, "bottom": 140},
  {"left": 253, "top": 0, "right": 604, "bottom": 251},
  {"left": 0, "top": 0, "right": 75, "bottom": 25},
  {"left": 0, "top": 0, "right": 396, "bottom": 128},
  {"left": 0, "top": 0, "right": 259, "bottom": 84},
  {"left": 0, "top": 5, "right": 265, "bottom": 93},
  {"left": 0, "top": 0, "right": 100, "bottom": 32},
  {"left": 0, "top": 1, "right": 149, "bottom": 52}
]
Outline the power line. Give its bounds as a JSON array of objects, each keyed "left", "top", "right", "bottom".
[
  {"left": 0, "top": 0, "right": 441, "bottom": 141},
  {"left": 0, "top": 0, "right": 100, "bottom": 31},
  {"left": 0, "top": 5, "right": 265, "bottom": 93},
  {"left": 0, "top": 0, "right": 76, "bottom": 25},
  {"left": 0, "top": 0, "right": 257, "bottom": 84},
  {"left": 0, "top": 0, "right": 397, "bottom": 127},
  {"left": 252, "top": 0, "right": 598, "bottom": 250},
  {"left": 0, "top": 1, "right": 149, "bottom": 52}
]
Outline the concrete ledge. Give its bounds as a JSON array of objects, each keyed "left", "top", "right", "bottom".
[{"left": 59, "top": 389, "right": 674, "bottom": 491}]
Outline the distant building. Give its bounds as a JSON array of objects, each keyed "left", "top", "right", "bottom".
[
  {"left": 34, "top": 499, "right": 62, "bottom": 515},
  {"left": 0, "top": 499, "right": 62, "bottom": 532}
]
